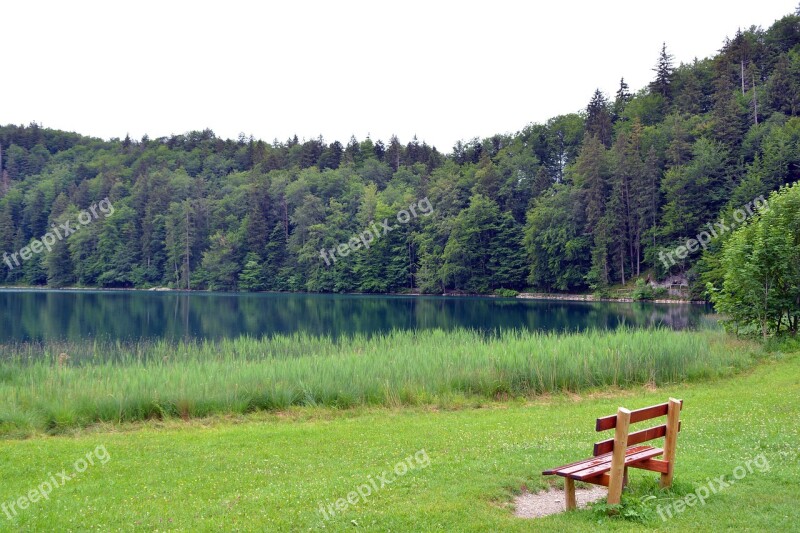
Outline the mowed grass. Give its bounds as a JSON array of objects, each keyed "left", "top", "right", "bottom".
[
  {"left": 0, "top": 328, "right": 762, "bottom": 436},
  {"left": 0, "top": 347, "right": 797, "bottom": 531}
]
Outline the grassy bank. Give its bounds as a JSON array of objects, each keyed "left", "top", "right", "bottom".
[
  {"left": 0, "top": 328, "right": 762, "bottom": 435},
  {"left": 0, "top": 348, "right": 796, "bottom": 531}
]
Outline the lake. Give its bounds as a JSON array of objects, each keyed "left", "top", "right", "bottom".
[{"left": 0, "top": 289, "right": 714, "bottom": 343}]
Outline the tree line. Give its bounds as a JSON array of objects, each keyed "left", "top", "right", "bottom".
[{"left": 0, "top": 10, "right": 799, "bottom": 296}]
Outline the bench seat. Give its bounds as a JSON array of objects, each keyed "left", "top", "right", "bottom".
[{"left": 542, "top": 445, "right": 664, "bottom": 481}]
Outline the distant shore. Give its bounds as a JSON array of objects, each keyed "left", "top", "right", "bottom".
[
  {"left": 0, "top": 285, "right": 708, "bottom": 304},
  {"left": 514, "top": 292, "right": 708, "bottom": 305}
]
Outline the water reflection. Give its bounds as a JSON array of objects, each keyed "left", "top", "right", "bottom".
[{"left": 0, "top": 290, "right": 714, "bottom": 342}]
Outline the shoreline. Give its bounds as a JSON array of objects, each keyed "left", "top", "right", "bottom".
[
  {"left": 0, "top": 285, "right": 708, "bottom": 305},
  {"left": 515, "top": 292, "right": 708, "bottom": 305}
]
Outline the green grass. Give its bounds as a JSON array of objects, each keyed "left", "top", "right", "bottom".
[
  {"left": 0, "top": 328, "right": 762, "bottom": 435},
  {"left": 0, "top": 345, "right": 796, "bottom": 531}
]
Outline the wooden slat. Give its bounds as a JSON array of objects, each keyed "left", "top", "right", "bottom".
[
  {"left": 542, "top": 446, "right": 664, "bottom": 478},
  {"left": 544, "top": 445, "right": 652, "bottom": 477},
  {"left": 544, "top": 451, "right": 615, "bottom": 477},
  {"left": 596, "top": 399, "right": 683, "bottom": 431},
  {"left": 629, "top": 458, "right": 670, "bottom": 474},
  {"left": 542, "top": 452, "right": 612, "bottom": 476},
  {"left": 573, "top": 446, "right": 663, "bottom": 481},
  {"left": 582, "top": 472, "right": 610, "bottom": 487},
  {"left": 593, "top": 421, "right": 681, "bottom": 456}
]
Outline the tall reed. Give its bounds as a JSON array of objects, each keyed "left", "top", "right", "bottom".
[{"left": 0, "top": 328, "right": 760, "bottom": 434}]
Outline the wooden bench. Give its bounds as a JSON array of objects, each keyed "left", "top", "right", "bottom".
[{"left": 542, "top": 398, "right": 683, "bottom": 510}]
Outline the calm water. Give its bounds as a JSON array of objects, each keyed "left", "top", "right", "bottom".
[{"left": 0, "top": 289, "right": 714, "bottom": 343}]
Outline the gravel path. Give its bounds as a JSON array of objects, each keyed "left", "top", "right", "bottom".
[{"left": 514, "top": 486, "right": 607, "bottom": 518}]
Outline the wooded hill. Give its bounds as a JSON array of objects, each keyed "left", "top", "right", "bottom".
[{"left": 1, "top": 9, "right": 799, "bottom": 296}]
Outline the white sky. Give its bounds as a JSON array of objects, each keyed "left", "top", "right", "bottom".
[{"left": 2, "top": 1, "right": 796, "bottom": 152}]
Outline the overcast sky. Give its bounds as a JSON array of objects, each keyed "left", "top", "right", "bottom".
[{"left": 3, "top": 1, "right": 796, "bottom": 152}]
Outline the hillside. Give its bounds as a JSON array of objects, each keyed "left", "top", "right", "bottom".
[{"left": 1, "top": 10, "right": 799, "bottom": 296}]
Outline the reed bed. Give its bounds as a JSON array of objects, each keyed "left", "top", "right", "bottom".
[{"left": 0, "top": 328, "right": 761, "bottom": 434}]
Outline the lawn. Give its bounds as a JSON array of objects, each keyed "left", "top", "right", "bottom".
[{"left": 0, "top": 343, "right": 797, "bottom": 531}]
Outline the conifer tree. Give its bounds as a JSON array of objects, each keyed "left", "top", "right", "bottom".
[
  {"left": 650, "top": 43, "right": 675, "bottom": 100},
  {"left": 712, "top": 67, "right": 745, "bottom": 148},
  {"left": 586, "top": 90, "right": 613, "bottom": 147},
  {"left": 612, "top": 78, "right": 632, "bottom": 122},
  {"left": 576, "top": 134, "right": 608, "bottom": 234}
]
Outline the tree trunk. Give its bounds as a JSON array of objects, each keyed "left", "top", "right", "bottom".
[
  {"left": 282, "top": 197, "right": 289, "bottom": 241},
  {"left": 185, "top": 201, "right": 191, "bottom": 290},
  {"left": 741, "top": 60, "right": 746, "bottom": 94}
]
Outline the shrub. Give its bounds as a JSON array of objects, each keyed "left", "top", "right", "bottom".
[
  {"left": 632, "top": 279, "right": 655, "bottom": 301},
  {"left": 494, "top": 288, "right": 519, "bottom": 298}
]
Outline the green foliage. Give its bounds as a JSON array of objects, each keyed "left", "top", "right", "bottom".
[
  {"left": 1, "top": 10, "right": 800, "bottom": 297},
  {"left": 523, "top": 185, "right": 591, "bottom": 292},
  {"left": 442, "top": 195, "right": 525, "bottom": 293},
  {"left": 238, "top": 253, "right": 267, "bottom": 291},
  {"left": 710, "top": 182, "right": 800, "bottom": 336},
  {"left": 660, "top": 138, "right": 729, "bottom": 243},
  {"left": 631, "top": 278, "right": 655, "bottom": 300},
  {"left": 590, "top": 493, "right": 655, "bottom": 523},
  {"left": 493, "top": 288, "right": 519, "bottom": 298}
]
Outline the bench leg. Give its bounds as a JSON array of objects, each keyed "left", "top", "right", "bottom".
[
  {"left": 564, "top": 478, "right": 577, "bottom": 511},
  {"left": 660, "top": 398, "right": 681, "bottom": 488},
  {"left": 607, "top": 407, "right": 631, "bottom": 505}
]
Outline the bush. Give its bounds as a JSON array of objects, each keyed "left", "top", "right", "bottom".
[
  {"left": 653, "top": 287, "right": 669, "bottom": 299},
  {"left": 632, "top": 279, "right": 655, "bottom": 301},
  {"left": 494, "top": 288, "right": 519, "bottom": 298},
  {"left": 711, "top": 183, "right": 800, "bottom": 337}
]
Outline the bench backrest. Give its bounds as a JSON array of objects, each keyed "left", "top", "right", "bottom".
[{"left": 593, "top": 399, "right": 683, "bottom": 456}]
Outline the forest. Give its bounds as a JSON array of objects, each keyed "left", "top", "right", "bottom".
[{"left": 1, "top": 10, "right": 799, "bottom": 297}]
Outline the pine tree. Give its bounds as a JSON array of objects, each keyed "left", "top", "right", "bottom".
[
  {"left": 373, "top": 139, "right": 386, "bottom": 161},
  {"left": 674, "top": 64, "right": 704, "bottom": 115},
  {"left": 711, "top": 67, "right": 745, "bottom": 148},
  {"left": 665, "top": 116, "right": 693, "bottom": 168},
  {"left": 576, "top": 134, "right": 611, "bottom": 288},
  {"left": 488, "top": 212, "right": 527, "bottom": 290},
  {"left": 642, "top": 147, "right": 661, "bottom": 254},
  {"left": 650, "top": 43, "right": 675, "bottom": 100},
  {"left": 585, "top": 90, "right": 613, "bottom": 147},
  {"left": 767, "top": 54, "right": 797, "bottom": 115},
  {"left": 604, "top": 182, "right": 628, "bottom": 285},
  {"left": 244, "top": 180, "right": 272, "bottom": 260},
  {"left": 575, "top": 134, "right": 608, "bottom": 234},
  {"left": 239, "top": 252, "right": 267, "bottom": 291},
  {"left": 612, "top": 78, "right": 632, "bottom": 122},
  {"left": 344, "top": 135, "right": 361, "bottom": 165},
  {"left": 611, "top": 127, "right": 646, "bottom": 278},
  {"left": 728, "top": 29, "right": 752, "bottom": 95},
  {"left": 386, "top": 135, "right": 403, "bottom": 171},
  {"left": 45, "top": 235, "right": 74, "bottom": 287},
  {"left": 264, "top": 222, "right": 289, "bottom": 290}
]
